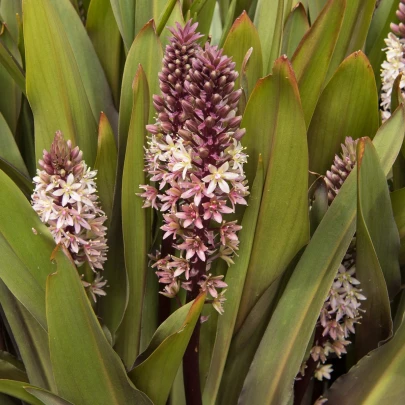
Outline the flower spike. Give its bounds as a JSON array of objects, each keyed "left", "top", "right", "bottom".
[
  {"left": 304, "top": 137, "right": 364, "bottom": 381},
  {"left": 32, "top": 132, "right": 108, "bottom": 301},
  {"left": 380, "top": 1, "right": 405, "bottom": 121},
  {"left": 140, "top": 22, "right": 248, "bottom": 314}
]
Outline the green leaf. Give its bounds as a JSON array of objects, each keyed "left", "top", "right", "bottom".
[
  {"left": 86, "top": 0, "right": 122, "bottom": 106},
  {"left": 325, "top": 0, "right": 375, "bottom": 81},
  {"left": 156, "top": 0, "right": 179, "bottom": 36},
  {"left": 0, "top": 112, "right": 28, "bottom": 177},
  {"left": 325, "top": 313, "right": 405, "bottom": 404},
  {"left": 236, "top": 57, "right": 309, "bottom": 328},
  {"left": 110, "top": 0, "right": 135, "bottom": 53},
  {"left": 23, "top": 0, "right": 98, "bottom": 165},
  {"left": 308, "top": 0, "right": 327, "bottom": 22},
  {"left": 47, "top": 247, "right": 152, "bottom": 405},
  {"left": 0, "top": 0, "right": 22, "bottom": 41},
  {"left": 49, "top": 0, "right": 118, "bottom": 133},
  {"left": 392, "top": 187, "right": 405, "bottom": 241},
  {"left": 0, "top": 381, "right": 72, "bottom": 405},
  {"left": 135, "top": 0, "right": 174, "bottom": 41},
  {"left": 129, "top": 293, "right": 206, "bottom": 405},
  {"left": 309, "top": 179, "right": 328, "bottom": 236},
  {"left": 391, "top": 187, "right": 405, "bottom": 273},
  {"left": 223, "top": 11, "right": 263, "bottom": 99},
  {"left": 391, "top": 74, "right": 404, "bottom": 114},
  {"left": 355, "top": 138, "right": 394, "bottom": 360},
  {"left": 25, "top": 388, "right": 74, "bottom": 405},
  {"left": 218, "top": 271, "right": 288, "bottom": 405},
  {"left": 238, "top": 107, "right": 405, "bottom": 405},
  {"left": 281, "top": 3, "right": 310, "bottom": 59},
  {"left": 191, "top": 0, "right": 216, "bottom": 37},
  {"left": 0, "top": 281, "right": 55, "bottom": 391},
  {"left": 254, "top": 0, "right": 284, "bottom": 74},
  {"left": 0, "top": 351, "right": 27, "bottom": 383},
  {"left": 0, "top": 111, "right": 32, "bottom": 196},
  {"left": 0, "top": 38, "right": 25, "bottom": 95},
  {"left": 358, "top": 138, "right": 401, "bottom": 298},
  {"left": 119, "top": 20, "right": 162, "bottom": 164},
  {"left": 365, "top": 0, "right": 397, "bottom": 90},
  {"left": 391, "top": 81, "right": 405, "bottom": 187},
  {"left": 0, "top": 21, "right": 22, "bottom": 134},
  {"left": 116, "top": 65, "right": 151, "bottom": 368},
  {"left": 0, "top": 169, "right": 57, "bottom": 329},
  {"left": 292, "top": 0, "right": 346, "bottom": 126},
  {"left": 0, "top": 380, "right": 44, "bottom": 405},
  {"left": 307, "top": 51, "right": 379, "bottom": 177},
  {"left": 202, "top": 158, "right": 264, "bottom": 405},
  {"left": 218, "top": 0, "right": 237, "bottom": 47},
  {"left": 94, "top": 112, "right": 117, "bottom": 228},
  {"left": 160, "top": 1, "right": 185, "bottom": 47}
]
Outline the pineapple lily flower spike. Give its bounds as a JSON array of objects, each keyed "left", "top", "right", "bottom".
[
  {"left": 380, "top": 0, "right": 405, "bottom": 122},
  {"left": 31, "top": 131, "right": 108, "bottom": 301},
  {"left": 140, "top": 21, "right": 248, "bottom": 316},
  {"left": 295, "top": 137, "right": 365, "bottom": 403}
]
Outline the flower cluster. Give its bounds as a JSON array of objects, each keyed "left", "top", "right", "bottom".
[
  {"left": 31, "top": 131, "right": 108, "bottom": 301},
  {"left": 324, "top": 136, "right": 357, "bottom": 203},
  {"left": 309, "top": 138, "right": 365, "bottom": 381},
  {"left": 380, "top": 1, "right": 405, "bottom": 122},
  {"left": 140, "top": 21, "right": 248, "bottom": 314},
  {"left": 311, "top": 248, "right": 366, "bottom": 379},
  {"left": 380, "top": 33, "right": 405, "bottom": 122}
]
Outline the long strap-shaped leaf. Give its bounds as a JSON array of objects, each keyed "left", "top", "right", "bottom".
[
  {"left": 116, "top": 65, "right": 151, "bottom": 368},
  {"left": 325, "top": 0, "right": 375, "bottom": 81},
  {"left": 325, "top": 305, "right": 405, "bottom": 404},
  {"left": 239, "top": 106, "right": 405, "bottom": 405},
  {"left": 129, "top": 293, "right": 206, "bottom": 405},
  {"left": 236, "top": 57, "right": 309, "bottom": 330},
  {"left": 0, "top": 169, "right": 57, "bottom": 329},
  {"left": 49, "top": 0, "right": 118, "bottom": 133},
  {"left": 202, "top": 157, "right": 264, "bottom": 405},
  {"left": 292, "top": 0, "right": 346, "bottom": 127},
  {"left": 253, "top": 0, "right": 284, "bottom": 75},
  {"left": 354, "top": 139, "right": 395, "bottom": 359},
  {"left": 308, "top": 51, "right": 379, "bottom": 178},
  {"left": 47, "top": 247, "right": 152, "bottom": 405},
  {"left": 23, "top": 0, "right": 98, "bottom": 165},
  {"left": 0, "top": 380, "right": 73, "bottom": 405},
  {"left": 0, "top": 281, "right": 55, "bottom": 391}
]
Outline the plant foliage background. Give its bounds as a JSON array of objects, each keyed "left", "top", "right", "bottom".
[{"left": 0, "top": 0, "right": 405, "bottom": 404}]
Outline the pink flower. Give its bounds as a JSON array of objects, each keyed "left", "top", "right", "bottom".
[
  {"left": 203, "top": 198, "right": 233, "bottom": 223},
  {"left": 202, "top": 162, "right": 239, "bottom": 194},
  {"left": 161, "top": 214, "right": 182, "bottom": 239},
  {"left": 198, "top": 274, "right": 227, "bottom": 298},
  {"left": 159, "top": 186, "right": 181, "bottom": 211},
  {"left": 52, "top": 173, "right": 82, "bottom": 206},
  {"left": 168, "top": 256, "right": 191, "bottom": 279},
  {"left": 180, "top": 174, "right": 210, "bottom": 206},
  {"left": 177, "top": 236, "right": 208, "bottom": 261},
  {"left": 176, "top": 203, "right": 203, "bottom": 228},
  {"left": 138, "top": 185, "right": 159, "bottom": 209},
  {"left": 219, "top": 221, "right": 242, "bottom": 246}
]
